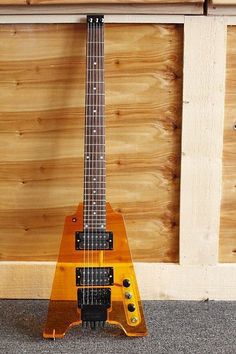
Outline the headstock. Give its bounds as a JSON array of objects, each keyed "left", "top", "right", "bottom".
[{"left": 87, "top": 15, "right": 104, "bottom": 24}]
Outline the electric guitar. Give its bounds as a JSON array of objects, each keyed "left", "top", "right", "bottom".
[{"left": 43, "top": 15, "right": 147, "bottom": 338}]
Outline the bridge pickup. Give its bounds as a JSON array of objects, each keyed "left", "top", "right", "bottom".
[
  {"left": 76, "top": 267, "right": 114, "bottom": 286},
  {"left": 75, "top": 231, "right": 113, "bottom": 250}
]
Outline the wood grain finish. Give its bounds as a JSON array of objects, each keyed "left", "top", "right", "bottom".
[
  {"left": 0, "top": 0, "right": 203, "bottom": 5},
  {"left": 220, "top": 26, "right": 236, "bottom": 263},
  {"left": 212, "top": 0, "right": 236, "bottom": 4},
  {"left": 0, "top": 23, "right": 183, "bottom": 263},
  {"left": 181, "top": 17, "right": 226, "bottom": 266}
]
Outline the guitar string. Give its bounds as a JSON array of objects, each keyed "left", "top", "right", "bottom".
[
  {"left": 94, "top": 18, "right": 99, "bottom": 302},
  {"left": 98, "top": 18, "right": 103, "bottom": 297},
  {"left": 87, "top": 18, "right": 92, "bottom": 305},
  {"left": 91, "top": 18, "right": 95, "bottom": 305},
  {"left": 84, "top": 18, "right": 105, "bottom": 305},
  {"left": 100, "top": 17, "right": 105, "bottom": 296},
  {"left": 98, "top": 19, "right": 101, "bottom": 299},
  {"left": 83, "top": 18, "right": 89, "bottom": 306},
  {"left": 91, "top": 18, "right": 98, "bottom": 304}
]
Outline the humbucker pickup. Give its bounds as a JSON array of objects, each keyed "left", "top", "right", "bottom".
[
  {"left": 76, "top": 267, "right": 114, "bottom": 286},
  {"left": 75, "top": 231, "right": 113, "bottom": 250}
]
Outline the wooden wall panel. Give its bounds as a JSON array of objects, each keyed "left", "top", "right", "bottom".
[
  {"left": 0, "top": 23, "right": 183, "bottom": 262},
  {"left": 0, "top": 0, "right": 204, "bottom": 5},
  {"left": 220, "top": 26, "right": 236, "bottom": 263}
]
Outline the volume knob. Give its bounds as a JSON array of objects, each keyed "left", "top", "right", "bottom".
[
  {"left": 128, "top": 303, "right": 135, "bottom": 312},
  {"left": 123, "top": 279, "right": 131, "bottom": 288}
]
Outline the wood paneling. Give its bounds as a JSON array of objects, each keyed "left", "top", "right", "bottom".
[
  {"left": 180, "top": 17, "right": 226, "bottom": 266},
  {"left": 0, "top": 23, "right": 183, "bottom": 262},
  {"left": 220, "top": 26, "right": 236, "bottom": 263},
  {"left": 0, "top": 0, "right": 203, "bottom": 5},
  {"left": 212, "top": 0, "right": 236, "bottom": 4}
]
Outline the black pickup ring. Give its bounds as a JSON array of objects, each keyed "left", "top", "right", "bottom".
[
  {"left": 76, "top": 267, "right": 114, "bottom": 286},
  {"left": 75, "top": 231, "right": 113, "bottom": 250}
]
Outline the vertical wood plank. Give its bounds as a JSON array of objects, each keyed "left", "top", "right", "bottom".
[{"left": 180, "top": 16, "right": 227, "bottom": 266}]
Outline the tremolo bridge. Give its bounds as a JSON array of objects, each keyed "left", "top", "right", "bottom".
[{"left": 78, "top": 288, "right": 111, "bottom": 327}]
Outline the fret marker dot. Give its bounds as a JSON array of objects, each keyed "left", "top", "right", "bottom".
[
  {"left": 93, "top": 178, "right": 96, "bottom": 181},
  {"left": 101, "top": 225, "right": 104, "bottom": 228},
  {"left": 100, "top": 156, "right": 103, "bottom": 159},
  {"left": 93, "top": 190, "right": 96, "bottom": 194},
  {"left": 93, "top": 87, "right": 96, "bottom": 90},
  {"left": 85, "top": 224, "right": 88, "bottom": 228},
  {"left": 93, "top": 202, "right": 96, "bottom": 205},
  {"left": 93, "top": 110, "right": 96, "bottom": 113},
  {"left": 86, "top": 156, "right": 89, "bottom": 159},
  {"left": 93, "top": 212, "right": 96, "bottom": 215},
  {"left": 94, "top": 62, "right": 97, "bottom": 65},
  {"left": 93, "top": 130, "right": 96, "bottom": 133}
]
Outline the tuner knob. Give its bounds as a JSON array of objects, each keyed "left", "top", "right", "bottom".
[
  {"left": 128, "top": 303, "right": 135, "bottom": 312},
  {"left": 123, "top": 279, "right": 131, "bottom": 288}
]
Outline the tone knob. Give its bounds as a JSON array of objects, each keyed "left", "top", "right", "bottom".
[
  {"left": 125, "top": 292, "right": 132, "bottom": 299},
  {"left": 128, "top": 303, "right": 135, "bottom": 312},
  {"left": 123, "top": 279, "right": 131, "bottom": 288}
]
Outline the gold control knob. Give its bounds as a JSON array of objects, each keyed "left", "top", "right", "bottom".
[
  {"left": 125, "top": 292, "right": 132, "bottom": 299},
  {"left": 131, "top": 316, "right": 138, "bottom": 323}
]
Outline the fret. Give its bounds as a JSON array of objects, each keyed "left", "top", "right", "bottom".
[
  {"left": 86, "top": 104, "right": 105, "bottom": 107},
  {"left": 85, "top": 193, "right": 106, "bottom": 202},
  {"left": 84, "top": 216, "right": 106, "bottom": 218},
  {"left": 84, "top": 205, "right": 106, "bottom": 208},
  {"left": 84, "top": 189, "right": 106, "bottom": 192},
  {"left": 86, "top": 167, "right": 106, "bottom": 169},
  {"left": 83, "top": 217, "right": 106, "bottom": 218},
  {"left": 84, "top": 195, "right": 106, "bottom": 197},
  {"left": 85, "top": 159, "right": 105, "bottom": 161},
  {"left": 83, "top": 222, "right": 106, "bottom": 224},
  {"left": 86, "top": 93, "right": 105, "bottom": 96},
  {"left": 86, "top": 114, "right": 104, "bottom": 119}
]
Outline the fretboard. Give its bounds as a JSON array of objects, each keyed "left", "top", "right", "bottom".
[{"left": 83, "top": 15, "right": 105, "bottom": 232}]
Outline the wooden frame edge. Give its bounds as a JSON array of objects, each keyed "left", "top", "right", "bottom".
[
  {"left": 0, "top": 13, "right": 185, "bottom": 23},
  {"left": 180, "top": 16, "right": 226, "bottom": 266},
  {"left": 0, "top": 3, "right": 204, "bottom": 16}
]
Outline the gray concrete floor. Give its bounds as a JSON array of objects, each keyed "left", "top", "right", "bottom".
[{"left": 0, "top": 300, "right": 235, "bottom": 354}]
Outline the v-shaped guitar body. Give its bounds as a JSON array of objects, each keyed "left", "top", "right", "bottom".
[{"left": 43, "top": 203, "right": 147, "bottom": 338}]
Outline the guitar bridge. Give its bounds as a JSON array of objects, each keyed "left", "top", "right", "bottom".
[{"left": 78, "top": 288, "right": 111, "bottom": 326}]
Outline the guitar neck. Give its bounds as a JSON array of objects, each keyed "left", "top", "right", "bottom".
[{"left": 83, "top": 15, "right": 106, "bottom": 232}]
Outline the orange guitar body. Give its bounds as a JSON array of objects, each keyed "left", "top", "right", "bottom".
[{"left": 43, "top": 203, "right": 147, "bottom": 338}]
